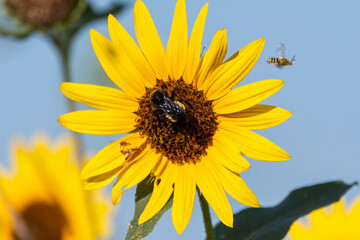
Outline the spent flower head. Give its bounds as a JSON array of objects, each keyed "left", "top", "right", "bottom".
[
  {"left": 4, "top": 0, "right": 83, "bottom": 28},
  {"left": 0, "top": 0, "right": 125, "bottom": 53}
]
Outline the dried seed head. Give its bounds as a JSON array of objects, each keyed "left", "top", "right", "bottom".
[{"left": 5, "top": 0, "right": 79, "bottom": 27}]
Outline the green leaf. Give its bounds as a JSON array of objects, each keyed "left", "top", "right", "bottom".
[
  {"left": 125, "top": 176, "right": 173, "bottom": 240},
  {"left": 214, "top": 181, "right": 357, "bottom": 240}
]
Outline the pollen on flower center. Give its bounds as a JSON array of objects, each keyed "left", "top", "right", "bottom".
[{"left": 135, "top": 78, "right": 218, "bottom": 165}]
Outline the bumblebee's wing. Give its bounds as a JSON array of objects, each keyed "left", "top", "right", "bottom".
[{"left": 277, "top": 43, "right": 285, "bottom": 59}]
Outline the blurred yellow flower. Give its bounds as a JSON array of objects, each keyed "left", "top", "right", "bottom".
[
  {"left": 0, "top": 134, "right": 111, "bottom": 240},
  {"left": 58, "top": 0, "right": 291, "bottom": 234},
  {"left": 288, "top": 198, "right": 360, "bottom": 239}
]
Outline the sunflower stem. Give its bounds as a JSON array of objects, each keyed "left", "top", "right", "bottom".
[
  {"left": 51, "top": 36, "right": 83, "bottom": 160},
  {"left": 53, "top": 37, "right": 76, "bottom": 111},
  {"left": 198, "top": 189, "right": 215, "bottom": 240}
]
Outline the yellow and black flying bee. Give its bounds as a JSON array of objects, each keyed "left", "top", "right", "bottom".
[
  {"left": 150, "top": 88, "right": 191, "bottom": 124},
  {"left": 267, "top": 43, "right": 295, "bottom": 68}
]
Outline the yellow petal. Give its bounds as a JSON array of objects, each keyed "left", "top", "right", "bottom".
[
  {"left": 213, "top": 80, "right": 284, "bottom": 114},
  {"left": 347, "top": 199, "right": 360, "bottom": 237},
  {"left": 90, "top": 29, "right": 145, "bottom": 97},
  {"left": 108, "top": 14, "right": 156, "bottom": 88},
  {"left": 81, "top": 134, "right": 144, "bottom": 179},
  {"left": 307, "top": 206, "right": 330, "bottom": 226},
  {"left": 110, "top": 178, "right": 125, "bottom": 206},
  {"left": 82, "top": 140, "right": 123, "bottom": 179},
  {"left": 172, "top": 164, "right": 196, "bottom": 235},
  {"left": 84, "top": 167, "right": 121, "bottom": 190},
  {"left": 0, "top": 196, "right": 12, "bottom": 240},
  {"left": 134, "top": 0, "right": 168, "bottom": 80},
  {"left": 204, "top": 38, "right": 265, "bottom": 100},
  {"left": 210, "top": 158, "right": 260, "bottom": 207},
  {"left": 139, "top": 162, "right": 176, "bottom": 224},
  {"left": 329, "top": 199, "right": 347, "bottom": 219},
  {"left": 153, "top": 155, "right": 168, "bottom": 178},
  {"left": 123, "top": 150, "right": 161, "bottom": 191},
  {"left": 60, "top": 82, "right": 138, "bottom": 111},
  {"left": 194, "top": 28, "right": 227, "bottom": 89},
  {"left": 0, "top": 146, "right": 51, "bottom": 209},
  {"left": 195, "top": 159, "right": 233, "bottom": 227},
  {"left": 58, "top": 110, "right": 136, "bottom": 135},
  {"left": 288, "top": 223, "right": 311, "bottom": 240},
  {"left": 219, "top": 104, "right": 292, "bottom": 130},
  {"left": 218, "top": 124, "right": 291, "bottom": 161},
  {"left": 110, "top": 180, "right": 125, "bottom": 206},
  {"left": 184, "top": 3, "right": 208, "bottom": 84},
  {"left": 349, "top": 197, "right": 360, "bottom": 223},
  {"left": 208, "top": 131, "right": 251, "bottom": 173},
  {"left": 166, "top": 0, "right": 188, "bottom": 80},
  {"left": 111, "top": 147, "right": 159, "bottom": 205}
]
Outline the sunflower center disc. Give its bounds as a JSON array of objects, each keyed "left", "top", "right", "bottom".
[
  {"left": 136, "top": 79, "right": 218, "bottom": 165},
  {"left": 13, "top": 202, "right": 68, "bottom": 240}
]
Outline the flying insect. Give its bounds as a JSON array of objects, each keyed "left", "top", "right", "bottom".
[
  {"left": 150, "top": 88, "right": 189, "bottom": 124},
  {"left": 267, "top": 43, "right": 295, "bottom": 68}
]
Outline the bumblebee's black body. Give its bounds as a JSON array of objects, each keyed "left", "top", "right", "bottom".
[{"left": 150, "top": 89, "right": 189, "bottom": 124}]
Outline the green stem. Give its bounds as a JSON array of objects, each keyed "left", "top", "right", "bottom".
[
  {"left": 198, "top": 189, "right": 215, "bottom": 240},
  {"left": 51, "top": 37, "right": 83, "bottom": 159},
  {"left": 58, "top": 45, "right": 77, "bottom": 111}
]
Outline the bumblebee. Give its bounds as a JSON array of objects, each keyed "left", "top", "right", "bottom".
[
  {"left": 150, "top": 88, "right": 189, "bottom": 124},
  {"left": 267, "top": 43, "right": 295, "bottom": 68}
]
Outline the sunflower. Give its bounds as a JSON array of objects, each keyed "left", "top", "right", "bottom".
[
  {"left": 288, "top": 198, "right": 360, "bottom": 239},
  {"left": 0, "top": 134, "right": 111, "bottom": 239},
  {"left": 58, "top": 0, "right": 291, "bottom": 234}
]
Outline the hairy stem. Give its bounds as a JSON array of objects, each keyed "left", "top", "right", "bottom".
[
  {"left": 198, "top": 189, "right": 215, "bottom": 240},
  {"left": 52, "top": 37, "right": 83, "bottom": 159}
]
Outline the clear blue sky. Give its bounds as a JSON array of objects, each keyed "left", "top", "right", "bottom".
[{"left": 1, "top": 0, "right": 360, "bottom": 239}]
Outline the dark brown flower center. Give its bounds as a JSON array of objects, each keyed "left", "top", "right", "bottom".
[
  {"left": 12, "top": 202, "right": 68, "bottom": 240},
  {"left": 6, "top": 0, "right": 79, "bottom": 27},
  {"left": 135, "top": 78, "right": 218, "bottom": 165}
]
